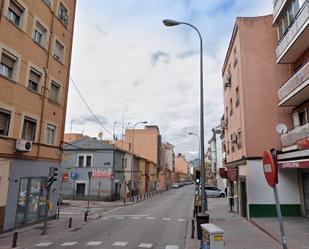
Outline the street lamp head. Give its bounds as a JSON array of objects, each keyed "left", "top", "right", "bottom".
[
  {"left": 188, "top": 132, "right": 193, "bottom": 135},
  {"left": 142, "top": 121, "right": 148, "bottom": 124},
  {"left": 163, "top": 19, "right": 181, "bottom": 27}
]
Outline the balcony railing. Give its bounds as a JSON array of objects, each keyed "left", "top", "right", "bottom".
[
  {"left": 273, "top": 0, "right": 287, "bottom": 21},
  {"left": 281, "top": 123, "right": 309, "bottom": 147},
  {"left": 278, "top": 60, "right": 309, "bottom": 104},
  {"left": 276, "top": 1, "right": 309, "bottom": 62}
]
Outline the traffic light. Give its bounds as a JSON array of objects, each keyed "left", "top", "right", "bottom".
[
  {"left": 48, "top": 167, "right": 58, "bottom": 188},
  {"left": 195, "top": 170, "right": 200, "bottom": 184}
]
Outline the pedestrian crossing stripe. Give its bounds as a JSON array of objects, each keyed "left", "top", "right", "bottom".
[
  {"left": 112, "top": 241, "right": 128, "bottom": 247},
  {"left": 61, "top": 242, "right": 78, "bottom": 246},
  {"left": 35, "top": 242, "right": 53, "bottom": 247},
  {"left": 86, "top": 241, "right": 103, "bottom": 246},
  {"left": 138, "top": 243, "right": 153, "bottom": 248}
]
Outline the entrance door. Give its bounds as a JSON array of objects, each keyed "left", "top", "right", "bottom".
[
  {"left": 302, "top": 173, "right": 309, "bottom": 216},
  {"left": 76, "top": 183, "right": 86, "bottom": 195},
  {"left": 240, "top": 178, "right": 247, "bottom": 219}
]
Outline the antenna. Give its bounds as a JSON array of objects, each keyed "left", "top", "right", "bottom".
[{"left": 275, "top": 123, "right": 288, "bottom": 135}]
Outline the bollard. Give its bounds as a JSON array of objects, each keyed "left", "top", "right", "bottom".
[
  {"left": 69, "top": 217, "right": 72, "bottom": 228},
  {"left": 137, "top": 196, "right": 139, "bottom": 202},
  {"left": 12, "top": 232, "right": 18, "bottom": 248},
  {"left": 124, "top": 198, "right": 126, "bottom": 205},
  {"left": 84, "top": 211, "right": 88, "bottom": 222},
  {"left": 191, "top": 218, "right": 195, "bottom": 239}
]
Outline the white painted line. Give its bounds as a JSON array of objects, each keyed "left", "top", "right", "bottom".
[
  {"left": 131, "top": 217, "right": 140, "bottom": 219},
  {"left": 35, "top": 242, "right": 53, "bottom": 247},
  {"left": 61, "top": 242, "right": 78, "bottom": 246},
  {"left": 177, "top": 218, "right": 186, "bottom": 222},
  {"left": 162, "top": 218, "right": 171, "bottom": 221},
  {"left": 138, "top": 243, "right": 153, "bottom": 248},
  {"left": 146, "top": 217, "right": 155, "bottom": 220},
  {"left": 165, "top": 245, "right": 179, "bottom": 249},
  {"left": 107, "top": 214, "right": 148, "bottom": 217},
  {"left": 86, "top": 241, "right": 103, "bottom": 246},
  {"left": 116, "top": 217, "right": 125, "bottom": 219},
  {"left": 101, "top": 217, "right": 110, "bottom": 220},
  {"left": 112, "top": 241, "right": 128, "bottom": 247}
]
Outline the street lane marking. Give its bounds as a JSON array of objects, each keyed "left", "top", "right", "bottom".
[
  {"left": 116, "top": 217, "right": 125, "bottom": 219},
  {"left": 61, "top": 242, "right": 78, "bottom": 246},
  {"left": 131, "top": 217, "right": 140, "bottom": 219},
  {"left": 162, "top": 218, "right": 171, "bottom": 221},
  {"left": 165, "top": 245, "right": 179, "bottom": 249},
  {"left": 101, "top": 217, "right": 110, "bottom": 220},
  {"left": 146, "top": 217, "right": 155, "bottom": 220},
  {"left": 86, "top": 241, "right": 103, "bottom": 246},
  {"left": 106, "top": 214, "right": 148, "bottom": 217},
  {"left": 35, "top": 242, "right": 53, "bottom": 247},
  {"left": 177, "top": 218, "right": 186, "bottom": 221},
  {"left": 138, "top": 243, "right": 153, "bottom": 248},
  {"left": 112, "top": 242, "right": 128, "bottom": 247}
]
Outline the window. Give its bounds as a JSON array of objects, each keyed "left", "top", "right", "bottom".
[
  {"left": 235, "top": 87, "right": 239, "bottom": 107},
  {"left": 58, "top": 2, "right": 68, "bottom": 26},
  {"left": 78, "top": 156, "right": 84, "bottom": 168},
  {"left": 233, "top": 47, "right": 238, "bottom": 67},
  {"left": 54, "top": 40, "right": 64, "bottom": 62},
  {"left": 230, "top": 98, "right": 233, "bottom": 115},
  {"left": 238, "top": 131, "right": 242, "bottom": 149},
  {"left": 86, "top": 155, "right": 92, "bottom": 167},
  {"left": 0, "top": 51, "right": 16, "bottom": 79},
  {"left": 22, "top": 117, "right": 37, "bottom": 141},
  {"left": 299, "top": 109, "right": 308, "bottom": 126},
  {"left": 8, "top": 0, "right": 24, "bottom": 27},
  {"left": 45, "top": 124, "right": 56, "bottom": 145},
  {"left": 77, "top": 155, "right": 93, "bottom": 167},
  {"left": 34, "top": 22, "right": 47, "bottom": 46},
  {"left": 42, "top": 0, "right": 51, "bottom": 7},
  {"left": 49, "top": 81, "right": 60, "bottom": 102},
  {"left": 28, "top": 68, "right": 41, "bottom": 92},
  {"left": 0, "top": 109, "right": 11, "bottom": 136}
]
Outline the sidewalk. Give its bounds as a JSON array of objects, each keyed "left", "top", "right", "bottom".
[
  {"left": 0, "top": 213, "right": 99, "bottom": 249},
  {"left": 251, "top": 217, "right": 309, "bottom": 249},
  {"left": 186, "top": 198, "right": 282, "bottom": 249}
]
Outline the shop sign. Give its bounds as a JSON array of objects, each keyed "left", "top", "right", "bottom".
[
  {"left": 227, "top": 167, "right": 238, "bottom": 181},
  {"left": 92, "top": 168, "right": 113, "bottom": 178},
  {"left": 219, "top": 168, "right": 227, "bottom": 178},
  {"left": 278, "top": 160, "right": 309, "bottom": 169}
]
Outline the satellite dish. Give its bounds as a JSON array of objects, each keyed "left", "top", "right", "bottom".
[{"left": 275, "top": 123, "right": 288, "bottom": 135}]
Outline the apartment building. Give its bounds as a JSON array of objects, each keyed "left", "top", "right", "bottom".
[
  {"left": 174, "top": 153, "right": 189, "bottom": 182},
  {"left": 273, "top": 0, "right": 309, "bottom": 216},
  {"left": 221, "top": 15, "right": 300, "bottom": 219},
  {"left": 0, "top": 0, "right": 76, "bottom": 232}
]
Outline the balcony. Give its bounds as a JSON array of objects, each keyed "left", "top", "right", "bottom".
[
  {"left": 278, "top": 61, "right": 309, "bottom": 106},
  {"left": 281, "top": 122, "right": 309, "bottom": 147},
  {"left": 276, "top": 2, "right": 309, "bottom": 63},
  {"left": 273, "top": 0, "right": 288, "bottom": 22}
]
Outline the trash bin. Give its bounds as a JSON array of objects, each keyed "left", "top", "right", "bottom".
[
  {"left": 200, "top": 223, "right": 224, "bottom": 249},
  {"left": 196, "top": 212, "right": 209, "bottom": 240}
]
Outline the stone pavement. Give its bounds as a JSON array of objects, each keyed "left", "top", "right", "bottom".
[
  {"left": 186, "top": 198, "right": 282, "bottom": 249},
  {"left": 251, "top": 217, "right": 309, "bottom": 249}
]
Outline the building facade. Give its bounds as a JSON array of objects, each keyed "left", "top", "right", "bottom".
[
  {"left": 0, "top": 0, "right": 76, "bottom": 232},
  {"left": 221, "top": 15, "right": 299, "bottom": 219},
  {"left": 273, "top": 0, "right": 309, "bottom": 216},
  {"left": 174, "top": 153, "right": 189, "bottom": 182}
]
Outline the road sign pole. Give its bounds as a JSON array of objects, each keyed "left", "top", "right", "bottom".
[{"left": 273, "top": 185, "right": 288, "bottom": 249}]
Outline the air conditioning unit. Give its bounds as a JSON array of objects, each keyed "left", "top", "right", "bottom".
[
  {"left": 223, "top": 75, "right": 231, "bottom": 87},
  {"left": 231, "top": 133, "right": 237, "bottom": 143},
  {"left": 16, "top": 139, "right": 32, "bottom": 152}
]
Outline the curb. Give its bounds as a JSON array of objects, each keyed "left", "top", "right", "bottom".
[{"left": 250, "top": 220, "right": 282, "bottom": 245}]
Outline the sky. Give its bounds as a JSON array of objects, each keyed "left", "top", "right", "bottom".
[{"left": 66, "top": 0, "right": 273, "bottom": 161}]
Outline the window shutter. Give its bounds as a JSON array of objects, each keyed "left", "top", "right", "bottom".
[
  {"left": 0, "top": 110, "right": 10, "bottom": 133},
  {"left": 1, "top": 53, "right": 16, "bottom": 68},
  {"left": 29, "top": 69, "right": 41, "bottom": 83},
  {"left": 9, "top": 1, "right": 24, "bottom": 16}
]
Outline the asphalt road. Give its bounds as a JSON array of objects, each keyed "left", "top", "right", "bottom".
[{"left": 26, "top": 185, "right": 195, "bottom": 249}]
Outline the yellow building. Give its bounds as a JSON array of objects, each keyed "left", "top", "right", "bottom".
[{"left": 0, "top": 0, "right": 76, "bottom": 232}]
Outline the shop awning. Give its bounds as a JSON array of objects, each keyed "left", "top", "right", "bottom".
[{"left": 278, "top": 159, "right": 309, "bottom": 169}]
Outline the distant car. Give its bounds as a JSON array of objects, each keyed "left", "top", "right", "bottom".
[
  {"left": 172, "top": 183, "right": 181, "bottom": 188},
  {"left": 205, "top": 187, "right": 226, "bottom": 197}
]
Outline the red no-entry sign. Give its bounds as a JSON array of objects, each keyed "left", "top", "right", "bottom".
[
  {"left": 263, "top": 150, "right": 278, "bottom": 187},
  {"left": 63, "top": 172, "right": 69, "bottom": 182}
]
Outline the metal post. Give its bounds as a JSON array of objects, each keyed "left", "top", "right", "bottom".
[
  {"left": 68, "top": 217, "right": 72, "bottom": 228},
  {"left": 12, "top": 232, "right": 18, "bottom": 248},
  {"left": 41, "top": 187, "right": 49, "bottom": 235},
  {"left": 273, "top": 185, "right": 288, "bottom": 249},
  {"left": 86, "top": 171, "right": 92, "bottom": 221}
]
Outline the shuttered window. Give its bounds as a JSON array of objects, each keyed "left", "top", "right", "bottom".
[
  {"left": 0, "top": 52, "right": 16, "bottom": 79},
  {"left": 45, "top": 124, "right": 56, "bottom": 145},
  {"left": 58, "top": 2, "right": 68, "bottom": 26},
  {"left": 0, "top": 109, "right": 11, "bottom": 136},
  {"left": 28, "top": 68, "right": 41, "bottom": 92},
  {"left": 54, "top": 40, "right": 64, "bottom": 62},
  {"left": 49, "top": 81, "right": 60, "bottom": 102},
  {"left": 8, "top": 0, "right": 24, "bottom": 26},
  {"left": 22, "top": 117, "right": 37, "bottom": 141},
  {"left": 34, "top": 22, "right": 46, "bottom": 46}
]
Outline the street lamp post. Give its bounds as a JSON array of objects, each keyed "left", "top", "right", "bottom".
[
  {"left": 188, "top": 132, "right": 201, "bottom": 196},
  {"left": 163, "top": 19, "right": 207, "bottom": 212},
  {"left": 130, "top": 121, "right": 148, "bottom": 198},
  {"left": 86, "top": 171, "right": 92, "bottom": 220}
]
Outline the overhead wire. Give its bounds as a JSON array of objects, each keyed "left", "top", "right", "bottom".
[{"left": 69, "top": 77, "right": 113, "bottom": 136}]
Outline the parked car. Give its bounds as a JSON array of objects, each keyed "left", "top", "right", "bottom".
[
  {"left": 172, "top": 183, "right": 181, "bottom": 188},
  {"left": 205, "top": 187, "right": 226, "bottom": 197}
]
